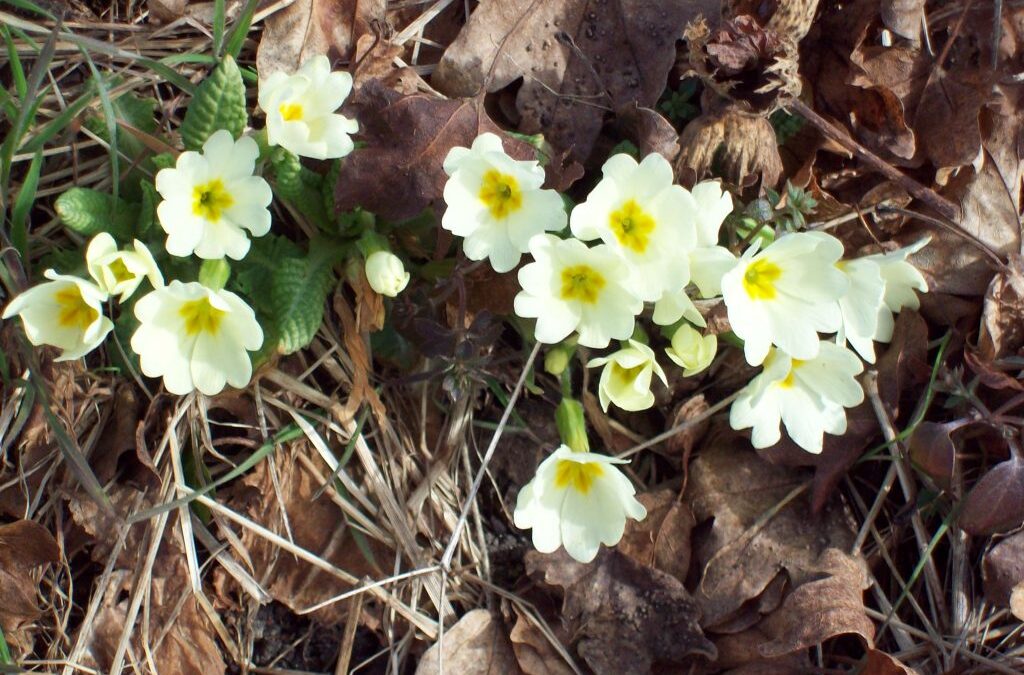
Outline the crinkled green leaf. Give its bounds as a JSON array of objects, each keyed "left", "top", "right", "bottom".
[
  {"left": 180, "top": 55, "right": 246, "bottom": 151},
  {"left": 231, "top": 234, "right": 303, "bottom": 310},
  {"left": 271, "top": 149, "right": 330, "bottom": 229},
  {"left": 269, "top": 241, "right": 343, "bottom": 354},
  {"left": 55, "top": 187, "right": 136, "bottom": 240}
]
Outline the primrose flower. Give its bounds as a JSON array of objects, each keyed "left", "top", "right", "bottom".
[
  {"left": 258, "top": 54, "right": 359, "bottom": 160},
  {"left": 2, "top": 270, "right": 112, "bottom": 361},
  {"left": 720, "top": 232, "right": 848, "bottom": 366},
  {"left": 652, "top": 288, "right": 704, "bottom": 327},
  {"left": 587, "top": 339, "right": 667, "bottom": 412},
  {"left": 131, "top": 281, "right": 263, "bottom": 396},
  {"left": 514, "top": 445, "right": 647, "bottom": 563},
  {"left": 665, "top": 324, "right": 717, "bottom": 377},
  {"left": 515, "top": 235, "right": 643, "bottom": 348},
  {"left": 442, "top": 133, "right": 566, "bottom": 273},
  {"left": 569, "top": 153, "right": 697, "bottom": 302},
  {"left": 155, "top": 130, "right": 272, "bottom": 260},
  {"left": 863, "top": 238, "right": 930, "bottom": 313},
  {"left": 85, "top": 233, "right": 163, "bottom": 302},
  {"left": 729, "top": 342, "right": 864, "bottom": 454},
  {"left": 365, "top": 251, "right": 410, "bottom": 297},
  {"left": 689, "top": 180, "right": 737, "bottom": 298},
  {"left": 833, "top": 256, "right": 886, "bottom": 363}
]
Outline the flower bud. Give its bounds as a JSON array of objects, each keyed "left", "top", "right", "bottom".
[
  {"left": 365, "top": 251, "right": 410, "bottom": 297},
  {"left": 665, "top": 324, "right": 717, "bottom": 377}
]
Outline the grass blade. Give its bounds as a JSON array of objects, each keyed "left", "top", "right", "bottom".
[{"left": 10, "top": 149, "right": 42, "bottom": 258}]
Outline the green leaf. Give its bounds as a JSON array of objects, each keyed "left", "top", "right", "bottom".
[
  {"left": 11, "top": 149, "right": 42, "bottom": 257},
  {"left": 225, "top": 0, "right": 260, "bottom": 59},
  {"left": 137, "top": 180, "right": 159, "bottom": 237},
  {"left": 231, "top": 234, "right": 302, "bottom": 310},
  {"left": 270, "top": 149, "right": 330, "bottom": 229},
  {"left": 269, "top": 241, "right": 343, "bottom": 354},
  {"left": 54, "top": 187, "right": 136, "bottom": 240},
  {"left": 179, "top": 55, "right": 247, "bottom": 151}
]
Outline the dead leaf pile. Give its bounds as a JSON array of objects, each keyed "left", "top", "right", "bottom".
[{"left": 0, "top": 520, "right": 59, "bottom": 654}]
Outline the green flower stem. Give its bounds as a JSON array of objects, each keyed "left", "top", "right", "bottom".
[
  {"left": 198, "top": 258, "right": 230, "bottom": 290},
  {"left": 556, "top": 397, "right": 590, "bottom": 454}
]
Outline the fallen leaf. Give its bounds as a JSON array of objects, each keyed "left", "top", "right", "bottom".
[
  {"left": 912, "top": 66, "right": 992, "bottom": 170},
  {"left": 959, "top": 454, "right": 1024, "bottom": 535},
  {"left": 220, "top": 440, "right": 391, "bottom": 623},
  {"left": 527, "top": 549, "right": 716, "bottom": 674},
  {"left": 84, "top": 567, "right": 226, "bottom": 675},
  {"left": 509, "top": 608, "right": 575, "bottom": 675},
  {"left": 334, "top": 82, "right": 536, "bottom": 222},
  {"left": 663, "top": 394, "right": 711, "bottom": 466},
  {"left": 983, "top": 531, "right": 1024, "bottom": 608},
  {"left": 686, "top": 439, "right": 864, "bottom": 631},
  {"left": 1012, "top": 584, "right": 1024, "bottom": 621},
  {"left": 881, "top": 0, "right": 925, "bottom": 42},
  {"left": 978, "top": 255, "right": 1024, "bottom": 362},
  {"left": 433, "top": 0, "right": 719, "bottom": 162},
  {"left": 416, "top": 609, "right": 521, "bottom": 675},
  {"left": 615, "top": 104, "right": 680, "bottom": 164},
  {"left": 0, "top": 520, "right": 59, "bottom": 654},
  {"left": 907, "top": 421, "right": 958, "bottom": 491},
  {"left": 617, "top": 489, "right": 694, "bottom": 582},
  {"left": 256, "top": 0, "right": 386, "bottom": 76}
]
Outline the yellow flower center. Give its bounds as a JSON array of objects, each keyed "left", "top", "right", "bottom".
[
  {"left": 54, "top": 285, "right": 98, "bottom": 331},
  {"left": 478, "top": 170, "right": 523, "bottom": 219},
  {"left": 778, "top": 358, "right": 804, "bottom": 388},
  {"left": 559, "top": 265, "right": 606, "bottom": 304},
  {"left": 554, "top": 459, "right": 604, "bottom": 494},
  {"left": 192, "top": 179, "right": 234, "bottom": 222},
  {"left": 608, "top": 199, "right": 656, "bottom": 253},
  {"left": 611, "top": 362, "right": 645, "bottom": 386},
  {"left": 742, "top": 259, "right": 782, "bottom": 300},
  {"left": 179, "top": 297, "right": 226, "bottom": 336},
  {"left": 108, "top": 258, "right": 135, "bottom": 284},
  {"left": 279, "top": 102, "right": 304, "bottom": 122}
]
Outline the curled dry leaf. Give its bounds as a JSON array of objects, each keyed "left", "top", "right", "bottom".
[
  {"left": 881, "top": 0, "right": 925, "bottom": 41},
  {"left": 526, "top": 549, "right": 716, "bottom": 674},
  {"left": 415, "top": 609, "right": 521, "bottom": 675},
  {"left": 686, "top": 440, "right": 866, "bottom": 633},
  {"left": 433, "top": 0, "right": 719, "bottom": 162},
  {"left": 958, "top": 455, "right": 1024, "bottom": 536},
  {"left": 256, "top": 0, "right": 386, "bottom": 76},
  {"left": 219, "top": 440, "right": 391, "bottom": 624},
  {"left": 616, "top": 489, "right": 694, "bottom": 582},
  {"left": 983, "top": 531, "right": 1024, "bottom": 608},
  {"left": 907, "top": 421, "right": 958, "bottom": 491},
  {"left": 0, "top": 520, "right": 59, "bottom": 654},
  {"left": 615, "top": 104, "right": 680, "bottom": 164},
  {"left": 334, "top": 82, "right": 536, "bottom": 222},
  {"left": 978, "top": 255, "right": 1024, "bottom": 363},
  {"left": 509, "top": 608, "right": 575, "bottom": 675}
]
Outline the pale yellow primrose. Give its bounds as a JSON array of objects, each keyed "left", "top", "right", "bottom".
[
  {"left": 364, "top": 250, "right": 410, "bottom": 298},
  {"left": 513, "top": 444, "right": 646, "bottom": 563},
  {"left": 665, "top": 323, "right": 717, "bottom": 377},
  {"left": 729, "top": 342, "right": 864, "bottom": 454},
  {"left": 155, "top": 130, "right": 272, "bottom": 260},
  {"left": 131, "top": 281, "right": 263, "bottom": 396},
  {"left": 258, "top": 55, "right": 359, "bottom": 160},
  {"left": 514, "top": 234, "right": 643, "bottom": 349},
  {"left": 442, "top": 133, "right": 566, "bottom": 273},
  {"left": 587, "top": 339, "right": 668, "bottom": 412},
  {"left": 570, "top": 153, "right": 698, "bottom": 304},
  {"left": 720, "top": 232, "right": 848, "bottom": 366},
  {"left": 85, "top": 233, "right": 163, "bottom": 302},
  {"left": 3, "top": 270, "right": 113, "bottom": 361}
]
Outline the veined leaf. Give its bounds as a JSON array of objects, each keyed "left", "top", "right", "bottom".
[
  {"left": 270, "top": 241, "right": 344, "bottom": 354},
  {"left": 54, "top": 187, "right": 137, "bottom": 240},
  {"left": 180, "top": 55, "right": 247, "bottom": 151}
]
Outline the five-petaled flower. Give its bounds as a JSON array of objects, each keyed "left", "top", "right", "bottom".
[
  {"left": 729, "top": 341, "right": 864, "bottom": 454},
  {"left": 258, "top": 55, "right": 359, "bottom": 160},
  {"left": 131, "top": 281, "right": 263, "bottom": 396},
  {"left": 587, "top": 339, "right": 668, "bottom": 412},
  {"left": 720, "top": 231, "right": 848, "bottom": 366},
  {"left": 156, "top": 130, "right": 273, "bottom": 261},
  {"left": 85, "top": 233, "right": 164, "bottom": 302},
  {"left": 570, "top": 153, "right": 697, "bottom": 304},
  {"left": 514, "top": 234, "right": 643, "bottom": 348},
  {"left": 513, "top": 444, "right": 647, "bottom": 563},
  {"left": 3, "top": 270, "right": 113, "bottom": 361},
  {"left": 442, "top": 133, "right": 566, "bottom": 273}
]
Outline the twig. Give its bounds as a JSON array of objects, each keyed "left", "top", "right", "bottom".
[
  {"left": 786, "top": 98, "right": 960, "bottom": 222},
  {"left": 616, "top": 391, "right": 739, "bottom": 459}
]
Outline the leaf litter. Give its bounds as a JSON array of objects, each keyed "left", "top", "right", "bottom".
[{"left": 3, "top": 0, "right": 1024, "bottom": 673}]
